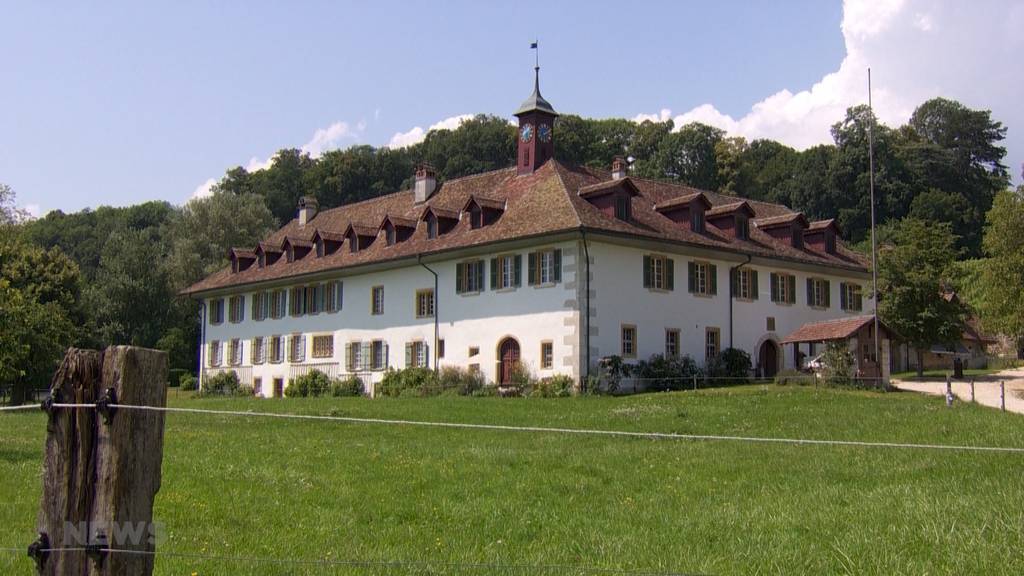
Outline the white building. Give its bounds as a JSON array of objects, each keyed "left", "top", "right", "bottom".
[{"left": 185, "top": 70, "right": 877, "bottom": 396}]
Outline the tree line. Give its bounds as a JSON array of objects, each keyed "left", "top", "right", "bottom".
[{"left": 1, "top": 96, "right": 1020, "bottom": 399}]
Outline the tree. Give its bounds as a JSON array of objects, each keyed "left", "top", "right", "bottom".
[
  {"left": 877, "top": 219, "right": 966, "bottom": 375},
  {"left": 0, "top": 183, "right": 31, "bottom": 225},
  {"left": 979, "top": 188, "right": 1024, "bottom": 357},
  {"left": 640, "top": 122, "right": 724, "bottom": 189}
]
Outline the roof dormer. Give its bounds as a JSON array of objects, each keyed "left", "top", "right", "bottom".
[
  {"left": 462, "top": 195, "right": 505, "bottom": 229},
  {"left": 804, "top": 219, "right": 839, "bottom": 255},
  {"left": 344, "top": 223, "right": 378, "bottom": 253},
  {"left": 379, "top": 215, "right": 417, "bottom": 246},
  {"left": 655, "top": 191, "right": 712, "bottom": 234},
  {"left": 420, "top": 205, "right": 460, "bottom": 239},
  {"left": 255, "top": 242, "right": 283, "bottom": 268},
  {"left": 578, "top": 178, "right": 640, "bottom": 222},
  {"left": 706, "top": 201, "right": 755, "bottom": 241},
  {"left": 228, "top": 248, "right": 257, "bottom": 273},
  {"left": 311, "top": 229, "right": 345, "bottom": 257},
  {"left": 754, "top": 212, "right": 809, "bottom": 249},
  {"left": 282, "top": 237, "right": 313, "bottom": 263}
]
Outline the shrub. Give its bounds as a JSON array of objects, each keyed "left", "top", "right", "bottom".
[
  {"left": 199, "top": 371, "right": 241, "bottom": 396},
  {"left": 168, "top": 368, "right": 188, "bottom": 388},
  {"left": 705, "top": 348, "right": 752, "bottom": 385},
  {"left": 179, "top": 373, "right": 198, "bottom": 391},
  {"left": 820, "top": 342, "right": 854, "bottom": 387},
  {"left": 596, "top": 355, "right": 633, "bottom": 393},
  {"left": 331, "top": 375, "right": 364, "bottom": 397},
  {"left": 508, "top": 363, "right": 535, "bottom": 389},
  {"left": 378, "top": 367, "right": 437, "bottom": 397},
  {"left": 634, "top": 354, "right": 702, "bottom": 391},
  {"left": 774, "top": 369, "right": 810, "bottom": 386},
  {"left": 530, "top": 374, "right": 575, "bottom": 397},
  {"left": 285, "top": 370, "right": 332, "bottom": 398},
  {"left": 437, "top": 366, "right": 485, "bottom": 396}
]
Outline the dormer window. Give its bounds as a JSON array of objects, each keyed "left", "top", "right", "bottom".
[
  {"left": 615, "top": 196, "right": 631, "bottom": 221},
  {"left": 386, "top": 226, "right": 397, "bottom": 246},
  {"left": 706, "top": 201, "right": 756, "bottom": 241},
  {"left": 736, "top": 214, "right": 750, "bottom": 241},
  {"left": 691, "top": 209, "right": 705, "bottom": 234},
  {"left": 311, "top": 230, "right": 344, "bottom": 257},
  {"left": 470, "top": 205, "right": 483, "bottom": 229},
  {"left": 753, "top": 213, "right": 808, "bottom": 249},
  {"left": 804, "top": 219, "right": 840, "bottom": 255},
  {"left": 427, "top": 216, "right": 438, "bottom": 239},
  {"left": 229, "top": 248, "right": 256, "bottom": 273},
  {"left": 463, "top": 196, "right": 504, "bottom": 230},
  {"left": 421, "top": 206, "right": 459, "bottom": 239},
  {"left": 655, "top": 192, "right": 711, "bottom": 234},
  {"left": 350, "top": 238, "right": 359, "bottom": 253},
  {"left": 344, "top": 223, "right": 377, "bottom": 253},
  {"left": 579, "top": 178, "right": 641, "bottom": 223}
]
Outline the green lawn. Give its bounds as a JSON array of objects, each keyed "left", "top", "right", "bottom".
[{"left": 2, "top": 386, "right": 1023, "bottom": 575}]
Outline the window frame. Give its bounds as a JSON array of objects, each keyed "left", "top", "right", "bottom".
[
  {"left": 270, "top": 335, "right": 283, "bottom": 364},
  {"left": 252, "top": 336, "right": 265, "bottom": 365},
  {"left": 371, "top": 340, "right": 386, "bottom": 371},
  {"left": 371, "top": 285, "right": 384, "bottom": 315},
  {"left": 415, "top": 288, "right": 435, "bottom": 318},
  {"left": 229, "top": 338, "right": 242, "bottom": 366},
  {"left": 457, "top": 260, "right": 485, "bottom": 294},
  {"left": 311, "top": 334, "right": 334, "bottom": 359},
  {"left": 621, "top": 324, "right": 637, "bottom": 359},
  {"left": 540, "top": 341, "right": 554, "bottom": 369},
  {"left": 210, "top": 299, "right": 225, "bottom": 325},
  {"left": 692, "top": 261, "right": 712, "bottom": 296},
  {"left": 809, "top": 277, "right": 829, "bottom": 308},
  {"left": 841, "top": 282, "right": 863, "bottom": 312},
  {"left": 705, "top": 327, "right": 720, "bottom": 363},
  {"left": 665, "top": 328, "right": 680, "bottom": 359}
]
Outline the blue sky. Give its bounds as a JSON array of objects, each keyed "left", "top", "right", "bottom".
[{"left": 2, "top": 1, "right": 1020, "bottom": 216}]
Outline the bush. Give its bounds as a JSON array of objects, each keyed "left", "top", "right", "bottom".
[
  {"left": 774, "top": 369, "right": 810, "bottom": 386},
  {"left": 179, "top": 373, "right": 198, "bottom": 391},
  {"left": 199, "top": 371, "right": 241, "bottom": 396},
  {"left": 437, "top": 366, "right": 485, "bottom": 396},
  {"left": 633, "top": 354, "right": 702, "bottom": 391},
  {"left": 530, "top": 374, "right": 575, "bottom": 397},
  {"left": 705, "top": 348, "right": 752, "bottom": 385},
  {"left": 378, "top": 367, "right": 437, "bottom": 397},
  {"left": 820, "top": 342, "right": 854, "bottom": 387},
  {"left": 596, "top": 355, "right": 633, "bottom": 393},
  {"left": 286, "top": 370, "right": 332, "bottom": 398},
  {"left": 168, "top": 368, "right": 188, "bottom": 388},
  {"left": 331, "top": 375, "right": 364, "bottom": 397}
]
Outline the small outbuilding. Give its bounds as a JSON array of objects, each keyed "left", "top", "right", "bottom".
[{"left": 781, "top": 314, "right": 896, "bottom": 385}]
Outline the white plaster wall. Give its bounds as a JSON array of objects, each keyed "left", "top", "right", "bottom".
[
  {"left": 587, "top": 240, "right": 876, "bottom": 374},
  {"left": 202, "top": 240, "right": 580, "bottom": 396}
]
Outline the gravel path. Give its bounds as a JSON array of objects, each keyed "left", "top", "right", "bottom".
[{"left": 893, "top": 368, "right": 1024, "bottom": 414}]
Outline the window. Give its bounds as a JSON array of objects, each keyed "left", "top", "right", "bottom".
[
  {"left": 371, "top": 286, "right": 384, "bottom": 315},
  {"left": 736, "top": 215, "right": 750, "bottom": 241},
  {"left": 415, "top": 289, "right": 435, "bottom": 318},
  {"left": 253, "top": 377, "right": 262, "bottom": 396},
  {"left": 766, "top": 317, "right": 776, "bottom": 332},
  {"left": 427, "top": 216, "right": 438, "bottom": 239},
  {"left": 438, "top": 339, "right": 445, "bottom": 358},
  {"left": 665, "top": 329, "right": 680, "bottom": 358},
  {"left": 289, "top": 287, "right": 305, "bottom": 316},
  {"left": 288, "top": 334, "right": 305, "bottom": 363},
  {"left": 770, "top": 273, "right": 797, "bottom": 305},
  {"left": 615, "top": 195, "right": 631, "bottom": 221},
  {"left": 273, "top": 378, "right": 284, "bottom": 398},
  {"left": 456, "top": 260, "right": 485, "bottom": 294},
  {"left": 807, "top": 278, "right": 830, "bottom": 308},
  {"left": 528, "top": 249, "right": 562, "bottom": 285},
  {"left": 825, "top": 233, "right": 836, "bottom": 254},
  {"left": 406, "top": 341, "right": 428, "bottom": 368},
  {"left": 469, "top": 205, "right": 483, "bottom": 229},
  {"left": 346, "top": 342, "right": 366, "bottom": 372},
  {"left": 208, "top": 340, "right": 222, "bottom": 367},
  {"left": 325, "top": 281, "right": 342, "bottom": 313},
  {"left": 643, "top": 255, "right": 674, "bottom": 291},
  {"left": 469, "top": 346, "right": 480, "bottom": 357},
  {"left": 385, "top": 226, "right": 396, "bottom": 246},
  {"left": 732, "top": 269, "right": 758, "bottom": 300},
  {"left": 349, "top": 236, "right": 359, "bottom": 253},
  {"left": 312, "top": 335, "right": 334, "bottom": 359},
  {"left": 210, "top": 299, "right": 225, "bottom": 325},
  {"left": 541, "top": 341, "right": 553, "bottom": 369},
  {"left": 270, "top": 290, "right": 286, "bottom": 319},
  {"left": 491, "top": 254, "right": 521, "bottom": 290},
  {"left": 228, "top": 296, "right": 245, "bottom": 323},
  {"left": 229, "top": 339, "right": 242, "bottom": 366},
  {"left": 252, "top": 337, "right": 265, "bottom": 365},
  {"left": 687, "top": 261, "right": 716, "bottom": 296},
  {"left": 840, "top": 282, "right": 863, "bottom": 312},
  {"left": 371, "top": 340, "right": 386, "bottom": 371},
  {"left": 705, "top": 328, "right": 720, "bottom": 363},
  {"left": 621, "top": 325, "right": 637, "bottom": 359},
  {"left": 691, "top": 209, "right": 705, "bottom": 234},
  {"left": 252, "top": 292, "right": 270, "bottom": 321},
  {"left": 270, "top": 336, "right": 283, "bottom": 363},
  {"left": 305, "top": 285, "right": 323, "bottom": 315}
]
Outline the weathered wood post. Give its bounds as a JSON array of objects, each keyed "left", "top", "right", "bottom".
[
  {"left": 32, "top": 346, "right": 167, "bottom": 576},
  {"left": 1001, "top": 381, "right": 1006, "bottom": 412},
  {"left": 970, "top": 379, "right": 975, "bottom": 403}
]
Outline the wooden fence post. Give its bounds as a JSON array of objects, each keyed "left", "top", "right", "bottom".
[{"left": 32, "top": 346, "right": 167, "bottom": 576}]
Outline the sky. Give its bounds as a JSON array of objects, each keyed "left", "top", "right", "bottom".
[{"left": 1, "top": 0, "right": 1021, "bottom": 217}]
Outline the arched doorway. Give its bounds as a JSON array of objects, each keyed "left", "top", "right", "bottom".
[
  {"left": 759, "top": 340, "right": 779, "bottom": 378},
  {"left": 498, "top": 337, "right": 521, "bottom": 384}
]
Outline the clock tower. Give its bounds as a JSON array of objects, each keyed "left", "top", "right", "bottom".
[{"left": 514, "top": 66, "right": 558, "bottom": 175}]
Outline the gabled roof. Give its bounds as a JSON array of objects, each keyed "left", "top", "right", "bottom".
[
  {"left": 183, "top": 159, "right": 869, "bottom": 296},
  {"left": 706, "top": 200, "right": 755, "bottom": 218},
  {"left": 781, "top": 315, "right": 893, "bottom": 344},
  {"left": 654, "top": 191, "right": 711, "bottom": 213},
  {"left": 379, "top": 215, "right": 418, "bottom": 231},
  {"left": 807, "top": 219, "right": 839, "bottom": 232},
  {"left": 754, "top": 212, "right": 809, "bottom": 230},
  {"left": 311, "top": 229, "right": 346, "bottom": 243},
  {"left": 282, "top": 236, "right": 313, "bottom": 249},
  {"left": 578, "top": 177, "right": 641, "bottom": 199},
  {"left": 462, "top": 194, "right": 506, "bottom": 212},
  {"left": 420, "top": 205, "right": 460, "bottom": 221},
  {"left": 229, "top": 248, "right": 256, "bottom": 260},
  {"left": 256, "top": 242, "right": 282, "bottom": 254}
]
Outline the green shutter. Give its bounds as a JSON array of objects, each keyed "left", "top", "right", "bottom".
[
  {"left": 751, "top": 270, "right": 759, "bottom": 300},
  {"left": 490, "top": 258, "right": 498, "bottom": 290},
  {"left": 553, "top": 249, "right": 562, "bottom": 283},
  {"left": 405, "top": 342, "right": 413, "bottom": 367},
  {"left": 855, "top": 289, "right": 863, "bottom": 311},
  {"left": 665, "top": 258, "right": 674, "bottom": 291},
  {"left": 709, "top": 264, "right": 718, "bottom": 295},
  {"left": 824, "top": 280, "right": 831, "bottom": 307},
  {"left": 643, "top": 255, "right": 652, "bottom": 288},
  {"left": 476, "top": 261, "right": 484, "bottom": 292},
  {"left": 688, "top": 261, "right": 696, "bottom": 293},
  {"left": 528, "top": 252, "right": 537, "bottom": 286},
  {"left": 514, "top": 254, "right": 522, "bottom": 286},
  {"left": 456, "top": 263, "right": 465, "bottom": 294},
  {"left": 787, "top": 275, "right": 796, "bottom": 304},
  {"left": 806, "top": 278, "right": 813, "bottom": 306},
  {"left": 840, "top": 283, "right": 848, "bottom": 310},
  {"left": 770, "top": 273, "right": 779, "bottom": 302}
]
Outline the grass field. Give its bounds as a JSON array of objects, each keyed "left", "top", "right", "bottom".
[{"left": 2, "top": 386, "right": 1023, "bottom": 575}]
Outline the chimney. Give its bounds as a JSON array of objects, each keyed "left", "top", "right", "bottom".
[
  {"left": 611, "top": 156, "right": 628, "bottom": 180},
  {"left": 414, "top": 163, "right": 437, "bottom": 203},
  {"left": 298, "top": 196, "right": 319, "bottom": 227}
]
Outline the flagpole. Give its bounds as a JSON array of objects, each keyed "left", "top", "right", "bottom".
[{"left": 868, "top": 67, "right": 881, "bottom": 383}]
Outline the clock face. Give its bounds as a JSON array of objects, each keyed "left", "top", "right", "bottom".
[
  {"left": 520, "top": 123, "right": 534, "bottom": 143},
  {"left": 538, "top": 123, "right": 552, "bottom": 143}
]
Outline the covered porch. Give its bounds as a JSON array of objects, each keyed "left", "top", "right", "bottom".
[{"left": 781, "top": 315, "right": 895, "bottom": 386}]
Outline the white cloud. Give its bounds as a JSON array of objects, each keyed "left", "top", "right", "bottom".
[
  {"left": 386, "top": 114, "right": 475, "bottom": 149},
  {"left": 634, "top": 0, "right": 1024, "bottom": 176},
  {"left": 190, "top": 178, "right": 217, "bottom": 200}
]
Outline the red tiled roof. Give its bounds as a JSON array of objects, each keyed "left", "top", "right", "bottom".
[
  {"left": 257, "top": 242, "right": 282, "bottom": 254},
  {"left": 313, "top": 229, "right": 345, "bottom": 242},
  {"left": 283, "top": 237, "right": 312, "bottom": 249},
  {"left": 578, "top": 177, "right": 641, "bottom": 199},
  {"left": 462, "top": 194, "right": 506, "bottom": 211},
  {"left": 230, "top": 248, "right": 256, "bottom": 259},
  {"left": 381, "top": 215, "right": 418, "bottom": 230},
  {"left": 654, "top": 191, "right": 709, "bottom": 212},
  {"left": 754, "top": 212, "right": 808, "bottom": 229},
  {"left": 807, "top": 219, "right": 838, "bottom": 231},
  {"left": 781, "top": 315, "right": 884, "bottom": 344},
  {"left": 183, "top": 159, "right": 869, "bottom": 296},
  {"left": 420, "top": 206, "right": 460, "bottom": 221},
  {"left": 706, "top": 201, "right": 754, "bottom": 218}
]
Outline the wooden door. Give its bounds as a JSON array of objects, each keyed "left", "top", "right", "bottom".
[
  {"left": 759, "top": 341, "right": 778, "bottom": 378},
  {"left": 499, "top": 338, "right": 520, "bottom": 384}
]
